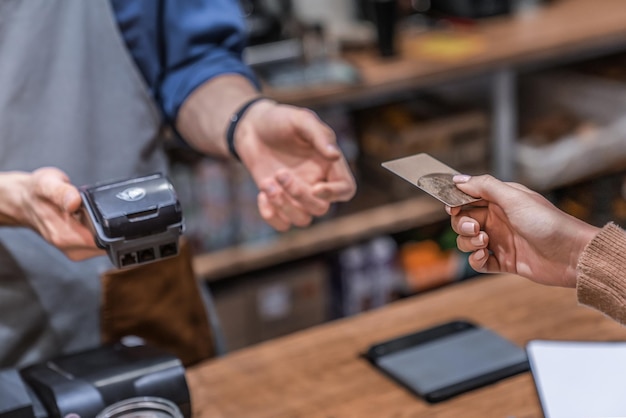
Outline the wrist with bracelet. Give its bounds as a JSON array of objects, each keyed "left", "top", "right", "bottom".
[{"left": 225, "top": 96, "right": 270, "bottom": 161}]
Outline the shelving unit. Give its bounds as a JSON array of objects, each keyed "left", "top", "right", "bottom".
[
  {"left": 268, "top": 0, "right": 626, "bottom": 110},
  {"left": 193, "top": 195, "right": 446, "bottom": 282},
  {"left": 192, "top": 0, "right": 626, "bottom": 283}
]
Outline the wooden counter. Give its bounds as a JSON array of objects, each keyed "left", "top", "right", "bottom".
[{"left": 187, "top": 274, "right": 626, "bottom": 417}]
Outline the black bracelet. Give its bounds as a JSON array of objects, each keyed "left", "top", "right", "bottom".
[{"left": 226, "top": 96, "right": 267, "bottom": 160}]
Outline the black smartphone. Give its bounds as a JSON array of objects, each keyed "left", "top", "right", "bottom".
[{"left": 363, "top": 319, "right": 530, "bottom": 403}]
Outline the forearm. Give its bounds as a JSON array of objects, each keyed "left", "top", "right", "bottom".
[
  {"left": 577, "top": 222, "right": 626, "bottom": 324},
  {"left": 175, "top": 74, "right": 260, "bottom": 157},
  {"left": 0, "top": 171, "right": 30, "bottom": 226}
]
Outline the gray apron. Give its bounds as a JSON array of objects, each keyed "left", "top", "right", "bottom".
[{"left": 0, "top": 0, "right": 167, "bottom": 367}]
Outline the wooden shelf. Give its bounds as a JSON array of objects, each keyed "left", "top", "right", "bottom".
[
  {"left": 194, "top": 0, "right": 626, "bottom": 283},
  {"left": 264, "top": 0, "right": 626, "bottom": 108},
  {"left": 193, "top": 196, "right": 447, "bottom": 283}
]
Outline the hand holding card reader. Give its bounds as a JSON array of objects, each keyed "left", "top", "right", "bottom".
[{"left": 80, "top": 173, "right": 184, "bottom": 268}]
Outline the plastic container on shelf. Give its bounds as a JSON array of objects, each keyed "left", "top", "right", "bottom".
[
  {"left": 365, "top": 236, "right": 404, "bottom": 308},
  {"left": 517, "top": 70, "right": 626, "bottom": 191},
  {"left": 333, "top": 235, "right": 404, "bottom": 317}
]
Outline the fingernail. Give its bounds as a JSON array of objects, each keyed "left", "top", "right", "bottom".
[
  {"left": 326, "top": 144, "right": 339, "bottom": 153},
  {"left": 461, "top": 222, "right": 476, "bottom": 235},
  {"left": 471, "top": 233, "right": 484, "bottom": 246},
  {"left": 475, "top": 249, "right": 486, "bottom": 259},
  {"left": 453, "top": 174, "right": 471, "bottom": 183},
  {"left": 445, "top": 206, "right": 452, "bottom": 215}
]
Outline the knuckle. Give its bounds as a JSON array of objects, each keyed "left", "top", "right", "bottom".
[
  {"left": 469, "top": 260, "right": 484, "bottom": 272},
  {"left": 33, "top": 166, "right": 63, "bottom": 183},
  {"left": 337, "top": 185, "right": 356, "bottom": 202},
  {"left": 32, "top": 166, "right": 55, "bottom": 177},
  {"left": 287, "top": 186, "right": 303, "bottom": 200},
  {"left": 322, "top": 125, "right": 336, "bottom": 140},
  {"left": 260, "top": 210, "right": 275, "bottom": 223},
  {"left": 313, "top": 202, "right": 330, "bottom": 216},
  {"left": 301, "top": 108, "right": 319, "bottom": 119},
  {"left": 67, "top": 252, "right": 82, "bottom": 262},
  {"left": 262, "top": 213, "right": 289, "bottom": 232},
  {"left": 334, "top": 187, "right": 356, "bottom": 203},
  {"left": 268, "top": 189, "right": 285, "bottom": 204},
  {"left": 294, "top": 215, "right": 313, "bottom": 228},
  {"left": 47, "top": 231, "right": 64, "bottom": 249},
  {"left": 274, "top": 221, "right": 291, "bottom": 232},
  {"left": 481, "top": 174, "right": 496, "bottom": 185},
  {"left": 456, "top": 236, "right": 468, "bottom": 252}
]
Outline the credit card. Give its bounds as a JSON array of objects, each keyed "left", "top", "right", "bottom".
[{"left": 381, "top": 153, "right": 481, "bottom": 207}]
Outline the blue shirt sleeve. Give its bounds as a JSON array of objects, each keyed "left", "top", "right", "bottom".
[{"left": 110, "top": 0, "right": 260, "bottom": 125}]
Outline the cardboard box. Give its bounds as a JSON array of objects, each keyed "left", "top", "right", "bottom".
[{"left": 211, "top": 259, "right": 330, "bottom": 351}]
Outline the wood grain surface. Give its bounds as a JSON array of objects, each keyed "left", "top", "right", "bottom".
[
  {"left": 187, "top": 274, "right": 626, "bottom": 417},
  {"left": 267, "top": 0, "right": 626, "bottom": 107}
]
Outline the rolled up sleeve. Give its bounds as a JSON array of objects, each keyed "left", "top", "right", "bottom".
[
  {"left": 111, "top": 0, "right": 260, "bottom": 124},
  {"left": 159, "top": 0, "right": 259, "bottom": 122}
]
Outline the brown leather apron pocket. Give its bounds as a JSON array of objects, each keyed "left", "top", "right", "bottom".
[{"left": 100, "top": 240, "right": 214, "bottom": 367}]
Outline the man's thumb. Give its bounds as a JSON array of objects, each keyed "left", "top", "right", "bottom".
[{"left": 34, "top": 168, "right": 81, "bottom": 212}]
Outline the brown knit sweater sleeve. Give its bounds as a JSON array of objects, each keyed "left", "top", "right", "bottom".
[{"left": 577, "top": 222, "right": 626, "bottom": 324}]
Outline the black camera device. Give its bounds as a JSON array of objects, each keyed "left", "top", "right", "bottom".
[
  {"left": 79, "top": 173, "right": 184, "bottom": 269},
  {"left": 0, "top": 343, "right": 191, "bottom": 418}
]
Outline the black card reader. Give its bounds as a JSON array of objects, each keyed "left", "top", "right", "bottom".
[
  {"left": 2, "top": 342, "right": 192, "bottom": 418},
  {"left": 79, "top": 173, "right": 184, "bottom": 269}
]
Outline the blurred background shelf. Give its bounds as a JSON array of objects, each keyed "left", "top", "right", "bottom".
[
  {"left": 263, "top": 0, "right": 626, "bottom": 109},
  {"left": 185, "top": 0, "right": 626, "bottom": 351},
  {"left": 184, "top": 0, "right": 626, "bottom": 281},
  {"left": 193, "top": 194, "right": 446, "bottom": 282}
]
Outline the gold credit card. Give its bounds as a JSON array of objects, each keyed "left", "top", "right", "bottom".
[{"left": 381, "top": 153, "right": 481, "bottom": 207}]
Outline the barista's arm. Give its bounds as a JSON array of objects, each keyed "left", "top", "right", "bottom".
[
  {"left": 175, "top": 74, "right": 356, "bottom": 231},
  {"left": 157, "top": 1, "right": 356, "bottom": 231},
  {"left": 116, "top": 0, "right": 356, "bottom": 231}
]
